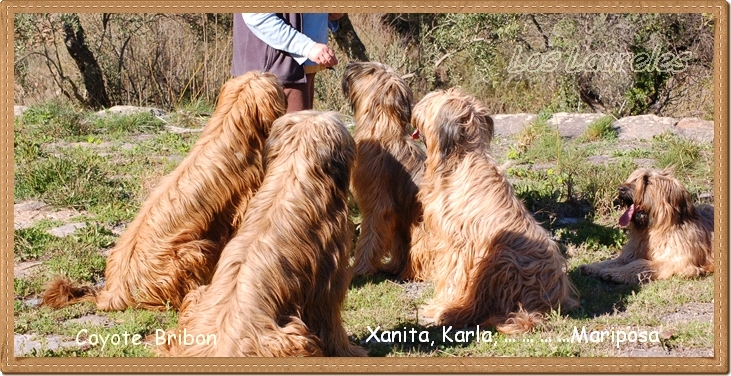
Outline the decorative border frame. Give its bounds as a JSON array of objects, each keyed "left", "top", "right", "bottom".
[{"left": 1, "top": 1, "right": 727, "bottom": 373}]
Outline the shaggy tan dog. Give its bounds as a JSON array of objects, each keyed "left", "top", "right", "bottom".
[
  {"left": 341, "top": 61, "right": 426, "bottom": 277},
  {"left": 579, "top": 168, "right": 714, "bottom": 284},
  {"left": 412, "top": 88, "right": 578, "bottom": 334},
  {"left": 42, "top": 72, "right": 286, "bottom": 311},
  {"left": 157, "top": 111, "right": 367, "bottom": 357}
]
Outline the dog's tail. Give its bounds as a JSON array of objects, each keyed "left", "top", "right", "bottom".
[
  {"left": 41, "top": 276, "right": 98, "bottom": 308},
  {"left": 492, "top": 305, "right": 545, "bottom": 334},
  {"left": 473, "top": 238, "right": 578, "bottom": 335},
  {"left": 261, "top": 316, "right": 325, "bottom": 357}
]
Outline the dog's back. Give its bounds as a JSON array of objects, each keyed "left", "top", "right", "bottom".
[
  {"left": 158, "top": 111, "right": 366, "bottom": 357},
  {"left": 42, "top": 72, "right": 286, "bottom": 311},
  {"left": 342, "top": 61, "right": 427, "bottom": 277},
  {"left": 412, "top": 88, "right": 577, "bottom": 334}
]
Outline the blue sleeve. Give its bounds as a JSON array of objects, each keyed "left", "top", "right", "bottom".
[{"left": 241, "top": 13, "right": 316, "bottom": 65}]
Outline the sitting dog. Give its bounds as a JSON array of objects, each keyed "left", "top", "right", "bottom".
[
  {"left": 411, "top": 88, "right": 578, "bottom": 334},
  {"left": 42, "top": 72, "right": 286, "bottom": 311},
  {"left": 157, "top": 111, "right": 367, "bottom": 357},
  {"left": 341, "top": 61, "right": 426, "bottom": 278}
]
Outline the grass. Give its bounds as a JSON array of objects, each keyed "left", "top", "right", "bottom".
[
  {"left": 12, "top": 102, "right": 715, "bottom": 358},
  {"left": 580, "top": 115, "right": 618, "bottom": 142}
]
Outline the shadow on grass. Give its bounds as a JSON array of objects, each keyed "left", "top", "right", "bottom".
[
  {"left": 349, "top": 271, "right": 403, "bottom": 289},
  {"left": 348, "top": 216, "right": 639, "bottom": 330},
  {"left": 567, "top": 269, "right": 640, "bottom": 319},
  {"left": 554, "top": 221, "right": 639, "bottom": 318},
  {"left": 557, "top": 220, "right": 627, "bottom": 251}
]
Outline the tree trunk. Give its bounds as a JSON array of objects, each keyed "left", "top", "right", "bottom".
[
  {"left": 61, "top": 14, "right": 111, "bottom": 109},
  {"left": 331, "top": 14, "right": 369, "bottom": 62}
]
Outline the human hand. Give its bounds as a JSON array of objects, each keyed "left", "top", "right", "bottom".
[
  {"left": 328, "top": 13, "right": 345, "bottom": 21},
  {"left": 307, "top": 43, "right": 338, "bottom": 67}
]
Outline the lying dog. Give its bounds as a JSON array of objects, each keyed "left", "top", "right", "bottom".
[{"left": 579, "top": 168, "right": 714, "bottom": 284}]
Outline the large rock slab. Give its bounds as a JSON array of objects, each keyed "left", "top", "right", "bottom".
[
  {"left": 95, "top": 105, "right": 165, "bottom": 117},
  {"left": 14, "top": 105, "right": 29, "bottom": 117},
  {"left": 14, "top": 261, "right": 43, "bottom": 279},
  {"left": 547, "top": 112, "right": 608, "bottom": 139},
  {"left": 492, "top": 113, "right": 537, "bottom": 137},
  {"left": 47, "top": 222, "right": 87, "bottom": 237},
  {"left": 615, "top": 114, "right": 678, "bottom": 140},
  {"left": 15, "top": 334, "right": 80, "bottom": 356},
  {"left": 674, "top": 118, "right": 714, "bottom": 143},
  {"left": 13, "top": 201, "right": 82, "bottom": 230}
]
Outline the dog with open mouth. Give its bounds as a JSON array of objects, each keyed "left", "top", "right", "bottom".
[{"left": 579, "top": 168, "right": 714, "bottom": 284}]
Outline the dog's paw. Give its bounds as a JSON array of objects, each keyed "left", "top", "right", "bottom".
[
  {"left": 418, "top": 304, "right": 441, "bottom": 326},
  {"left": 598, "top": 269, "right": 632, "bottom": 284},
  {"left": 578, "top": 264, "right": 600, "bottom": 277}
]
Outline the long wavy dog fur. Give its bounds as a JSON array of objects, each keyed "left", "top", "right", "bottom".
[
  {"left": 579, "top": 168, "right": 714, "bottom": 284},
  {"left": 42, "top": 71, "right": 286, "bottom": 311},
  {"left": 157, "top": 111, "right": 367, "bottom": 357},
  {"left": 411, "top": 88, "right": 578, "bottom": 334},
  {"left": 341, "top": 61, "right": 426, "bottom": 278}
]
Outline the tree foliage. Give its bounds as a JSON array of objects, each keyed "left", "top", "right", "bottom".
[{"left": 14, "top": 12, "right": 714, "bottom": 119}]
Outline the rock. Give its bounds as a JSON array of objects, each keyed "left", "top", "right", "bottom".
[
  {"left": 674, "top": 118, "right": 714, "bottom": 143},
  {"left": 23, "top": 298, "right": 42, "bottom": 308},
  {"left": 110, "top": 223, "right": 127, "bottom": 236},
  {"left": 66, "top": 315, "right": 113, "bottom": 327},
  {"left": 14, "top": 261, "right": 43, "bottom": 279},
  {"left": 555, "top": 217, "right": 582, "bottom": 225},
  {"left": 96, "top": 105, "right": 165, "bottom": 117},
  {"left": 547, "top": 112, "right": 608, "bottom": 139},
  {"left": 633, "top": 158, "right": 656, "bottom": 168},
  {"left": 587, "top": 155, "right": 613, "bottom": 165},
  {"left": 14, "top": 334, "right": 80, "bottom": 356},
  {"left": 164, "top": 125, "right": 204, "bottom": 134},
  {"left": 14, "top": 201, "right": 82, "bottom": 230},
  {"left": 14, "top": 105, "right": 29, "bottom": 117},
  {"left": 615, "top": 114, "right": 678, "bottom": 141},
  {"left": 48, "top": 222, "right": 86, "bottom": 237},
  {"left": 659, "top": 302, "right": 714, "bottom": 325},
  {"left": 492, "top": 113, "right": 537, "bottom": 137}
]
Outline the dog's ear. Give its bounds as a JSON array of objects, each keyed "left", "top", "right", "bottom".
[
  {"left": 382, "top": 79, "right": 413, "bottom": 125},
  {"left": 482, "top": 114, "right": 495, "bottom": 144},
  {"left": 434, "top": 100, "right": 463, "bottom": 160},
  {"left": 663, "top": 176, "right": 696, "bottom": 220},
  {"left": 633, "top": 171, "right": 650, "bottom": 208}
]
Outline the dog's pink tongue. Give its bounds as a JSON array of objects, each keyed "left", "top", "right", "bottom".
[{"left": 619, "top": 204, "right": 635, "bottom": 227}]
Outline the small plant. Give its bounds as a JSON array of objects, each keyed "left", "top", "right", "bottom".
[
  {"left": 651, "top": 132, "right": 707, "bottom": 176},
  {"left": 581, "top": 115, "right": 618, "bottom": 142},
  {"left": 575, "top": 157, "right": 638, "bottom": 219},
  {"left": 18, "top": 102, "right": 92, "bottom": 140},
  {"left": 509, "top": 110, "right": 562, "bottom": 163},
  {"left": 14, "top": 226, "right": 56, "bottom": 262},
  {"left": 92, "top": 111, "right": 164, "bottom": 136}
]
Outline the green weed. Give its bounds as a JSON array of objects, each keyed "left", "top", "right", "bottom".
[{"left": 581, "top": 115, "right": 618, "bottom": 142}]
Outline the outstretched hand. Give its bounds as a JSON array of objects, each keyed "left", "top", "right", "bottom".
[{"left": 308, "top": 43, "right": 338, "bottom": 67}]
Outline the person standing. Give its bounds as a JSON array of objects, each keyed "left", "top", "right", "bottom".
[{"left": 232, "top": 13, "right": 343, "bottom": 113}]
